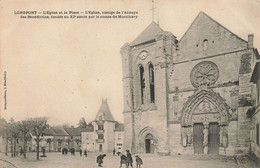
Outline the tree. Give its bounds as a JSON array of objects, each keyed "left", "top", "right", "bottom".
[
  {"left": 17, "top": 120, "right": 31, "bottom": 158},
  {"left": 28, "top": 117, "right": 49, "bottom": 160},
  {"left": 46, "top": 138, "right": 53, "bottom": 152},
  {"left": 77, "top": 117, "right": 87, "bottom": 128},
  {"left": 0, "top": 118, "right": 9, "bottom": 156},
  {"left": 6, "top": 118, "right": 20, "bottom": 157}
]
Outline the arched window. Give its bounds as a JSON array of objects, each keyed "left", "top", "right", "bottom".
[
  {"left": 149, "top": 64, "right": 155, "bottom": 103},
  {"left": 203, "top": 39, "right": 208, "bottom": 51},
  {"left": 140, "top": 66, "right": 145, "bottom": 104}
]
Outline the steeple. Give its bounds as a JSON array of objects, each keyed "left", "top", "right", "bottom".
[
  {"left": 130, "top": 21, "right": 165, "bottom": 47},
  {"left": 94, "top": 99, "right": 115, "bottom": 122}
]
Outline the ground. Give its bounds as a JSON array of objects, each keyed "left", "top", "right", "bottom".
[{"left": 0, "top": 152, "right": 258, "bottom": 168}]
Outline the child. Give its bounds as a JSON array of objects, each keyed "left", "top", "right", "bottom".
[
  {"left": 135, "top": 155, "right": 143, "bottom": 168},
  {"left": 97, "top": 154, "right": 106, "bottom": 167}
]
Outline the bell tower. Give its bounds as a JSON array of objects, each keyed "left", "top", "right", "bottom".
[{"left": 120, "top": 43, "right": 135, "bottom": 152}]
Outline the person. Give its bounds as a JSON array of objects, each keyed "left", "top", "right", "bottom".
[
  {"left": 79, "top": 149, "right": 82, "bottom": 156},
  {"left": 113, "top": 148, "right": 115, "bottom": 156},
  {"left": 84, "top": 150, "right": 87, "bottom": 157},
  {"left": 126, "top": 150, "right": 133, "bottom": 168},
  {"left": 119, "top": 153, "right": 127, "bottom": 167},
  {"left": 135, "top": 155, "right": 143, "bottom": 168},
  {"left": 20, "top": 148, "right": 23, "bottom": 156},
  {"left": 96, "top": 154, "right": 106, "bottom": 167}
]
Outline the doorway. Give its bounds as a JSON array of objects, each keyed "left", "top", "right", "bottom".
[
  {"left": 208, "top": 123, "right": 220, "bottom": 154},
  {"left": 193, "top": 123, "right": 204, "bottom": 154},
  {"left": 99, "top": 144, "right": 102, "bottom": 152},
  {"left": 145, "top": 134, "right": 154, "bottom": 153}
]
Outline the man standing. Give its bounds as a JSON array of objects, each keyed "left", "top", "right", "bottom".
[
  {"left": 79, "top": 149, "right": 82, "bottom": 156},
  {"left": 126, "top": 150, "right": 133, "bottom": 168},
  {"left": 113, "top": 148, "right": 115, "bottom": 156}
]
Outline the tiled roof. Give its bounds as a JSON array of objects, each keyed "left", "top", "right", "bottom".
[
  {"left": 94, "top": 99, "right": 115, "bottom": 122},
  {"left": 130, "top": 21, "right": 165, "bottom": 47},
  {"left": 51, "top": 127, "right": 69, "bottom": 136},
  {"left": 115, "top": 123, "right": 124, "bottom": 132}
]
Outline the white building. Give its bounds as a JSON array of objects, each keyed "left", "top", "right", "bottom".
[{"left": 81, "top": 99, "right": 124, "bottom": 153}]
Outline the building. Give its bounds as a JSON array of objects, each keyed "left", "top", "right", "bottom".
[
  {"left": 121, "top": 12, "right": 259, "bottom": 155},
  {"left": 248, "top": 61, "right": 260, "bottom": 158},
  {"left": 30, "top": 126, "right": 87, "bottom": 152},
  {"left": 81, "top": 99, "right": 124, "bottom": 153}
]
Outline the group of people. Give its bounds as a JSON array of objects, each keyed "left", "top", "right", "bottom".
[
  {"left": 79, "top": 149, "right": 88, "bottom": 157},
  {"left": 96, "top": 149, "right": 143, "bottom": 168}
]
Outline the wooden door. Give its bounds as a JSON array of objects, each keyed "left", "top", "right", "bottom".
[
  {"left": 208, "top": 123, "right": 220, "bottom": 154},
  {"left": 193, "top": 123, "right": 204, "bottom": 154}
]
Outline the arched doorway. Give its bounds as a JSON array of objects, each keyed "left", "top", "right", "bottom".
[
  {"left": 180, "top": 89, "right": 230, "bottom": 154},
  {"left": 137, "top": 127, "right": 158, "bottom": 154},
  {"left": 145, "top": 134, "right": 154, "bottom": 153}
]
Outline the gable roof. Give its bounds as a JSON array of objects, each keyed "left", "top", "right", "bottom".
[
  {"left": 51, "top": 127, "right": 69, "bottom": 136},
  {"left": 179, "top": 11, "right": 248, "bottom": 44},
  {"left": 130, "top": 21, "right": 165, "bottom": 47},
  {"left": 115, "top": 123, "right": 124, "bottom": 132},
  {"left": 94, "top": 99, "right": 115, "bottom": 122}
]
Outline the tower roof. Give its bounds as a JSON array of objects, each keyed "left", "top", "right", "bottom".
[
  {"left": 130, "top": 21, "right": 165, "bottom": 46},
  {"left": 94, "top": 99, "right": 115, "bottom": 122}
]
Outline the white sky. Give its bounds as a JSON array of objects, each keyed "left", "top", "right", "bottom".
[{"left": 0, "top": 0, "right": 260, "bottom": 126}]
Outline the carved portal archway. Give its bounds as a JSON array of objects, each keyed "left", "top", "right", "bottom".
[
  {"left": 137, "top": 127, "right": 158, "bottom": 154},
  {"left": 181, "top": 89, "right": 230, "bottom": 126},
  {"left": 180, "top": 89, "right": 230, "bottom": 153}
]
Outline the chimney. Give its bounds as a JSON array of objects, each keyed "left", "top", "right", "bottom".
[{"left": 248, "top": 34, "right": 254, "bottom": 48}]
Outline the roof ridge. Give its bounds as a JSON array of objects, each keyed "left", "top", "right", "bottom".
[
  {"left": 130, "top": 21, "right": 165, "bottom": 46},
  {"left": 178, "top": 11, "right": 248, "bottom": 44}
]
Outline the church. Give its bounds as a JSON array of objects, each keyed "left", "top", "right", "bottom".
[{"left": 121, "top": 12, "right": 259, "bottom": 155}]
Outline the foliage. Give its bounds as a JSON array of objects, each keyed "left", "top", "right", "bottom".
[{"left": 77, "top": 117, "right": 87, "bottom": 128}]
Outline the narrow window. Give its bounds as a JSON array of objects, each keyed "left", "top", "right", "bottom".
[
  {"left": 149, "top": 64, "right": 155, "bottom": 103},
  {"left": 98, "top": 125, "right": 103, "bottom": 130},
  {"left": 257, "top": 87, "right": 260, "bottom": 105},
  {"left": 203, "top": 39, "right": 208, "bottom": 51},
  {"left": 98, "top": 134, "right": 104, "bottom": 139},
  {"left": 257, "top": 123, "right": 259, "bottom": 146},
  {"left": 140, "top": 66, "right": 145, "bottom": 104}
]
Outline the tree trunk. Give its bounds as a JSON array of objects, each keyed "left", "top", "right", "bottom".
[
  {"left": 49, "top": 143, "right": 51, "bottom": 152},
  {"left": 23, "top": 135, "right": 27, "bottom": 158},
  {"left": 5, "top": 138, "right": 8, "bottom": 156},
  {"left": 14, "top": 139, "right": 16, "bottom": 157},
  {"left": 11, "top": 139, "right": 14, "bottom": 157},
  {"left": 36, "top": 137, "right": 40, "bottom": 160}
]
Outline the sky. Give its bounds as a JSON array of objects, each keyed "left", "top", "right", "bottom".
[{"left": 0, "top": 0, "right": 260, "bottom": 126}]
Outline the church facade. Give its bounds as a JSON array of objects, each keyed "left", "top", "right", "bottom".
[{"left": 121, "top": 12, "right": 259, "bottom": 155}]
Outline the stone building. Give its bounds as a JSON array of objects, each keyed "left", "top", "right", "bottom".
[
  {"left": 121, "top": 12, "right": 259, "bottom": 155},
  {"left": 81, "top": 99, "right": 124, "bottom": 153},
  {"left": 248, "top": 61, "right": 260, "bottom": 158}
]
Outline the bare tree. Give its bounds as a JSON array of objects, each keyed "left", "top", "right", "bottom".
[
  {"left": 6, "top": 118, "right": 20, "bottom": 157},
  {"left": 28, "top": 117, "right": 49, "bottom": 160},
  {"left": 0, "top": 118, "right": 9, "bottom": 156},
  {"left": 17, "top": 120, "right": 31, "bottom": 158}
]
